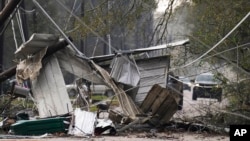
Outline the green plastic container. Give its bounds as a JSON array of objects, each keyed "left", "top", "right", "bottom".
[{"left": 10, "top": 117, "right": 68, "bottom": 135}]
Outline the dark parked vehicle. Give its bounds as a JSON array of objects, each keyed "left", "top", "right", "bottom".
[{"left": 192, "top": 73, "right": 222, "bottom": 102}]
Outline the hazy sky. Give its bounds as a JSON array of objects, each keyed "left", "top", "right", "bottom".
[{"left": 155, "top": 0, "right": 185, "bottom": 13}]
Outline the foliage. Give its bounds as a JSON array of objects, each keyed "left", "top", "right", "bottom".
[
  {"left": 188, "top": 0, "right": 250, "bottom": 68},
  {"left": 71, "top": 0, "right": 157, "bottom": 40},
  {"left": 187, "top": 0, "right": 250, "bottom": 125},
  {"left": 0, "top": 95, "right": 36, "bottom": 117}
]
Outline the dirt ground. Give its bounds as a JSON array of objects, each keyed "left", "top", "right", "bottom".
[{"left": 0, "top": 132, "right": 229, "bottom": 141}]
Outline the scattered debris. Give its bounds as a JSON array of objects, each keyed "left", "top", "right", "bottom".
[
  {"left": 10, "top": 116, "right": 70, "bottom": 135},
  {"left": 1, "top": 29, "right": 187, "bottom": 138},
  {"left": 110, "top": 55, "right": 140, "bottom": 87},
  {"left": 68, "top": 108, "right": 96, "bottom": 136},
  {"left": 95, "top": 119, "right": 116, "bottom": 135}
]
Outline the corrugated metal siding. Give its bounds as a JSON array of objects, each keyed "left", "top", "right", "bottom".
[
  {"left": 15, "top": 34, "right": 59, "bottom": 59},
  {"left": 31, "top": 55, "right": 73, "bottom": 117},
  {"left": 135, "top": 55, "right": 170, "bottom": 104},
  {"left": 110, "top": 55, "right": 140, "bottom": 87},
  {"left": 68, "top": 108, "right": 96, "bottom": 136},
  {"left": 56, "top": 46, "right": 105, "bottom": 84}
]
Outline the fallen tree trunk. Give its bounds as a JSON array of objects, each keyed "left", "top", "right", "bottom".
[{"left": 0, "top": 39, "right": 70, "bottom": 83}]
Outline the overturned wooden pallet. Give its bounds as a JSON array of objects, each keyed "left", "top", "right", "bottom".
[{"left": 140, "top": 84, "right": 180, "bottom": 125}]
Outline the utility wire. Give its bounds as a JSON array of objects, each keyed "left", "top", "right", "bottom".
[
  {"left": 16, "top": 9, "right": 25, "bottom": 43},
  {"left": 64, "top": 0, "right": 77, "bottom": 31},
  {"left": 54, "top": 0, "right": 119, "bottom": 54},
  {"left": 11, "top": 18, "right": 18, "bottom": 50},
  {"left": 187, "top": 34, "right": 250, "bottom": 76},
  {"left": 202, "top": 42, "right": 250, "bottom": 61},
  {"left": 32, "top": 0, "right": 88, "bottom": 60},
  {"left": 170, "top": 12, "right": 250, "bottom": 72}
]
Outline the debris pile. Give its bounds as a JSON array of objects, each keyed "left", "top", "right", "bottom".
[{"left": 0, "top": 33, "right": 187, "bottom": 138}]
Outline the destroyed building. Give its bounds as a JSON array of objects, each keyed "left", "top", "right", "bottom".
[{"left": 0, "top": 0, "right": 190, "bottom": 137}]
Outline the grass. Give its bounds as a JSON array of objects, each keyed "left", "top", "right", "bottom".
[{"left": 89, "top": 94, "right": 119, "bottom": 112}]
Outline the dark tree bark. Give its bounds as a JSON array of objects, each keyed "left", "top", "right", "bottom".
[
  {"left": 0, "top": 0, "right": 22, "bottom": 28},
  {"left": 0, "top": 0, "right": 6, "bottom": 94}
]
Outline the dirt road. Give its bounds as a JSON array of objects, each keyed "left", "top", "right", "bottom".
[{"left": 0, "top": 132, "right": 229, "bottom": 141}]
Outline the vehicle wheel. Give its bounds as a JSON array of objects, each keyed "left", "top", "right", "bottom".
[
  {"left": 192, "top": 92, "right": 197, "bottom": 100},
  {"left": 217, "top": 88, "right": 223, "bottom": 102},
  {"left": 192, "top": 87, "right": 198, "bottom": 100}
]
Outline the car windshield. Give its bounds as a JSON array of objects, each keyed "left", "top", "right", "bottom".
[{"left": 196, "top": 74, "right": 219, "bottom": 83}]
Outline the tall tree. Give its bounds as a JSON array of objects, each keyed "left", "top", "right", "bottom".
[
  {"left": 70, "top": 0, "right": 157, "bottom": 56},
  {"left": 187, "top": 0, "right": 250, "bottom": 124},
  {"left": 0, "top": 0, "right": 5, "bottom": 94}
]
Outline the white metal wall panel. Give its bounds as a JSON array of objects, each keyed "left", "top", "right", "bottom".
[
  {"left": 135, "top": 56, "right": 169, "bottom": 104},
  {"left": 32, "top": 55, "right": 73, "bottom": 117}
]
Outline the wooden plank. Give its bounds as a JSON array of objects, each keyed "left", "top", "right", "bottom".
[
  {"left": 157, "top": 89, "right": 179, "bottom": 124},
  {"left": 159, "top": 101, "right": 178, "bottom": 124},
  {"left": 140, "top": 84, "right": 179, "bottom": 125},
  {"left": 140, "top": 84, "right": 163, "bottom": 112},
  {"left": 151, "top": 88, "right": 170, "bottom": 115}
]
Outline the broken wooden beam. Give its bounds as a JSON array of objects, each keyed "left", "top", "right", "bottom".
[{"left": 0, "top": 38, "right": 70, "bottom": 83}]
